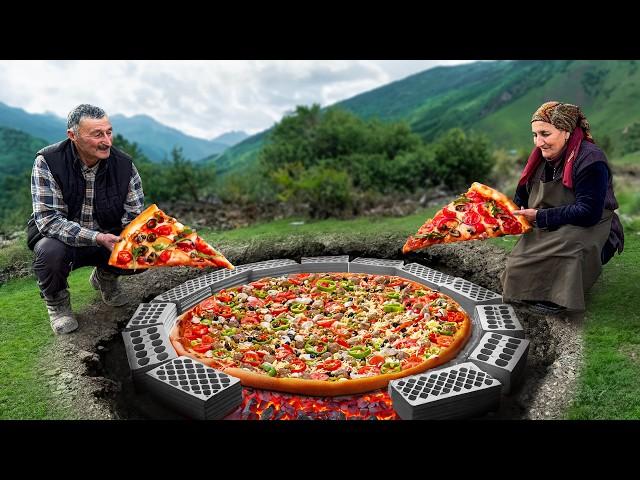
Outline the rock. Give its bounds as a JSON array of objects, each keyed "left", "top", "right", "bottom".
[{"left": 44, "top": 368, "right": 61, "bottom": 377}]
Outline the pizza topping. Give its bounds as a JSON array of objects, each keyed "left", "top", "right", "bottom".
[
  {"left": 116, "top": 251, "right": 132, "bottom": 265},
  {"left": 145, "top": 218, "right": 157, "bottom": 229},
  {"left": 173, "top": 273, "right": 470, "bottom": 389},
  {"left": 317, "top": 278, "right": 337, "bottom": 292}
]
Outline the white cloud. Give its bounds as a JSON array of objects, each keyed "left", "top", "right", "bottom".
[{"left": 0, "top": 60, "right": 478, "bottom": 140}]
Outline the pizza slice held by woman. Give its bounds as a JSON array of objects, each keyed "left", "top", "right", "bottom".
[
  {"left": 109, "top": 204, "right": 234, "bottom": 270},
  {"left": 403, "top": 182, "right": 532, "bottom": 253}
]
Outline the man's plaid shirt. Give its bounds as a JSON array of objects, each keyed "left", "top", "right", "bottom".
[{"left": 30, "top": 146, "right": 144, "bottom": 247}]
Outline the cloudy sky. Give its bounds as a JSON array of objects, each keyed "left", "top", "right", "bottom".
[{"left": 0, "top": 60, "right": 479, "bottom": 140}]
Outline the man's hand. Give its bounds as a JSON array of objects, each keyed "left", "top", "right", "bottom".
[
  {"left": 96, "top": 233, "right": 121, "bottom": 252},
  {"left": 513, "top": 208, "right": 538, "bottom": 224}
]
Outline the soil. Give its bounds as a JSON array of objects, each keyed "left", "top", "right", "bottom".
[{"left": 33, "top": 232, "right": 585, "bottom": 420}]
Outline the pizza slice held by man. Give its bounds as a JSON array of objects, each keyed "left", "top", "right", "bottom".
[
  {"left": 108, "top": 204, "right": 234, "bottom": 270},
  {"left": 403, "top": 182, "right": 532, "bottom": 253}
]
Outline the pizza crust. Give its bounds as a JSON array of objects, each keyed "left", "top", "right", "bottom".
[{"left": 469, "top": 182, "right": 532, "bottom": 233}]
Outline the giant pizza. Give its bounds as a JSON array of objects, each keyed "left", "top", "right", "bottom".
[{"left": 169, "top": 272, "right": 471, "bottom": 396}]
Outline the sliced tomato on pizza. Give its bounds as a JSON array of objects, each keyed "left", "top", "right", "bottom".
[
  {"left": 108, "top": 204, "right": 234, "bottom": 270},
  {"left": 403, "top": 182, "right": 532, "bottom": 253}
]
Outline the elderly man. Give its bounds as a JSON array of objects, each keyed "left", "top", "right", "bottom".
[{"left": 27, "top": 104, "right": 145, "bottom": 334}]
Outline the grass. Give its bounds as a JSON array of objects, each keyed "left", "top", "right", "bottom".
[
  {"left": 1, "top": 212, "right": 639, "bottom": 419},
  {"left": 566, "top": 227, "right": 640, "bottom": 419},
  {"left": 198, "top": 207, "right": 439, "bottom": 243},
  {"left": 0, "top": 267, "right": 99, "bottom": 419}
]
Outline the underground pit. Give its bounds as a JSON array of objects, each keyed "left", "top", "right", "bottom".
[{"left": 87, "top": 237, "right": 579, "bottom": 420}]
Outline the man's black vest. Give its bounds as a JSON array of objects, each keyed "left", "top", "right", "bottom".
[{"left": 27, "top": 139, "right": 133, "bottom": 249}]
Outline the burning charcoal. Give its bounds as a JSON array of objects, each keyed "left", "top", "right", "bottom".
[
  {"left": 296, "top": 413, "right": 311, "bottom": 420},
  {"left": 242, "top": 398, "right": 257, "bottom": 418},
  {"left": 328, "top": 411, "right": 346, "bottom": 420},
  {"left": 367, "top": 415, "right": 378, "bottom": 421},
  {"left": 260, "top": 405, "right": 275, "bottom": 420},
  {"left": 274, "top": 409, "right": 286, "bottom": 420}
]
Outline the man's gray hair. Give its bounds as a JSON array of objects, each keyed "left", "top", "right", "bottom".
[{"left": 67, "top": 104, "right": 107, "bottom": 133}]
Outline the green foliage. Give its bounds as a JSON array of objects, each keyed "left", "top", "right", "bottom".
[
  {"left": 0, "top": 126, "right": 48, "bottom": 176},
  {"left": 490, "top": 148, "right": 528, "bottom": 187},
  {"left": 259, "top": 104, "right": 492, "bottom": 211},
  {"left": 621, "top": 121, "right": 640, "bottom": 155},
  {"left": 430, "top": 128, "right": 494, "bottom": 190},
  {"left": 273, "top": 163, "right": 354, "bottom": 219},
  {"left": 112, "top": 136, "right": 216, "bottom": 204}
]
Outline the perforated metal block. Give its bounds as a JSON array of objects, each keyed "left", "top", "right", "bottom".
[
  {"left": 469, "top": 332, "right": 530, "bottom": 394},
  {"left": 389, "top": 362, "right": 501, "bottom": 420},
  {"left": 348, "top": 257, "right": 404, "bottom": 275},
  {"left": 398, "top": 263, "right": 457, "bottom": 290},
  {"left": 151, "top": 275, "right": 214, "bottom": 313},
  {"left": 300, "top": 255, "right": 349, "bottom": 273},
  {"left": 124, "top": 302, "right": 178, "bottom": 332},
  {"left": 438, "top": 277, "right": 502, "bottom": 315},
  {"left": 241, "top": 259, "right": 301, "bottom": 280},
  {"left": 142, "top": 357, "right": 242, "bottom": 420},
  {"left": 206, "top": 270, "right": 252, "bottom": 292},
  {"left": 474, "top": 304, "right": 524, "bottom": 338},
  {"left": 122, "top": 325, "right": 176, "bottom": 377}
]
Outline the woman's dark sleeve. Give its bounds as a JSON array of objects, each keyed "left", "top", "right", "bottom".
[
  {"left": 513, "top": 183, "right": 529, "bottom": 209},
  {"left": 535, "top": 162, "right": 608, "bottom": 229}
]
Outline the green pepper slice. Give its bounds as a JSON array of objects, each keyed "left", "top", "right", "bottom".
[
  {"left": 254, "top": 289, "right": 267, "bottom": 299},
  {"left": 386, "top": 292, "right": 401, "bottom": 300},
  {"left": 261, "top": 363, "right": 277, "bottom": 377},
  {"left": 340, "top": 280, "right": 355, "bottom": 291},
  {"left": 289, "top": 302, "right": 307, "bottom": 314},
  {"left": 317, "top": 278, "right": 336, "bottom": 292},
  {"left": 383, "top": 302, "right": 405, "bottom": 313},
  {"left": 270, "top": 317, "right": 290, "bottom": 330},
  {"left": 304, "top": 341, "right": 328, "bottom": 355},
  {"left": 348, "top": 345, "right": 371, "bottom": 359},
  {"left": 381, "top": 361, "right": 401, "bottom": 374},
  {"left": 221, "top": 327, "right": 237, "bottom": 336}
]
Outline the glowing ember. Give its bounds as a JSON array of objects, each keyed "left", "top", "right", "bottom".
[{"left": 224, "top": 388, "right": 398, "bottom": 420}]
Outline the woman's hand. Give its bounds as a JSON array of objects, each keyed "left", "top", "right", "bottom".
[{"left": 513, "top": 208, "right": 538, "bottom": 224}]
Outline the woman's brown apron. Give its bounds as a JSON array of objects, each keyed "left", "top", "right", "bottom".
[{"left": 501, "top": 162, "right": 612, "bottom": 311}]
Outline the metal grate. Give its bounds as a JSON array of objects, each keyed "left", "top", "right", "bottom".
[
  {"left": 151, "top": 276, "right": 212, "bottom": 313},
  {"left": 388, "top": 362, "right": 501, "bottom": 419},
  {"left": 300, "top": 256, "right": 350, "bottom": 273},
  {"left": 242, "top": 259, "right": 301, "bottom": 280},
  {"left": 142, "top": 357, "right": 243, "bottom": 420},
  {"left": 398, "top": 263, "right": 457, "bottom": 290},
  {"left": 122, "top": 326, "right": 176, "bottom": 378},
  {"left": 468, "top": 332, "right": 530, "bottom": 394},
  {"left": 124, "top": 302, "right": 177, "bottom": 332},
  {"left": 439, "top": 278, "right": 502, "bottom": 314},
  {"left": 349, "top": 257, "right": 405, "bottom": 275},
  {"left": 474, "top": 304, "right": 524, "bottom": 338}
]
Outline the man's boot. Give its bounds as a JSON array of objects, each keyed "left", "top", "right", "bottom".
[
  {"left": 90, "top": 267, "right": 128, "bottom": 307},
  {"left": 44, "top": 289, "right": 78, "bottom": 335}
]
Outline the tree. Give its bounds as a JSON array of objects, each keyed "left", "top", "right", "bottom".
[{"left": 429, "top": 129, "right": 494, "bottom": 190}]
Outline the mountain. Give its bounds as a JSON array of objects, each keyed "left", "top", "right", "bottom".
[
  {"left": 212, "top": 60, "right": 640, "bottom": 175},
  {"left": 0, "top": 102, "right": 238, "bottom": 163},
  {"left": 110, "top": 114, "right": 228, "bottom": 162},
  {"left": 0, "top": 126, "right": 49, "bottom": 176},
  {"left": 211, "top": 130, "right": 249, "bottom": 146},
  {"left": 0, "top": 102, "right": 65, "bottom": 144}
]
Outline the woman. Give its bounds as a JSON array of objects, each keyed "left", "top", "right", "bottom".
[{"left": 501, "top": 101, "right": 624, "bottom": 315}]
